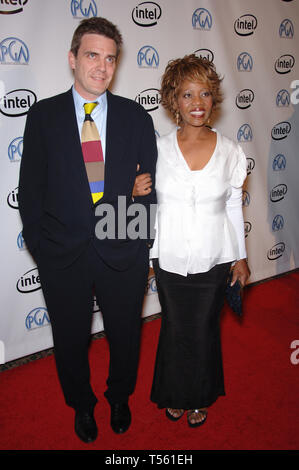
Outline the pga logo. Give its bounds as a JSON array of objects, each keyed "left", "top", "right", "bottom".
[
  {"left": 0, "top": 37, "right": 29, "bottom": 65},
  {"left": 25, "top": 307, "right": 50, "bottom": 331},
  {"left": 192, "top": 8, "right": 212, "bottom": 30},
  {"left": 237, "top": 52, "right": 253, "bottom": 72},
  {"left": 137, "top": 45, "right": 159, "bottom": 68},
  {"left": 291, "top": 80, "right": 299, "bottom": 104},
  {"left": 70, "top": 0, "right": 97, "bottom": 18}
]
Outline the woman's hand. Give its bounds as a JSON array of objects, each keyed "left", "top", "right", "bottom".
[
  {"left": 132, "top": 173, "right": 152, "bottom": 197},
  {"left": 231, "top": 259, "right": 250, "bottom": 287}
]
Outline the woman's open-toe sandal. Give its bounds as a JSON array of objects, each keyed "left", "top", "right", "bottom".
[
  {"left": 187, "top": 408, "right": 208, "bottom": 428},
  {"left": 165, "top": 408, "right": 185, "bottom": 422}
]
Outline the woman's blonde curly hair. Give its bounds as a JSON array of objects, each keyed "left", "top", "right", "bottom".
[{"left": 160, "top": 54, "right": 223, "bottom": 123}]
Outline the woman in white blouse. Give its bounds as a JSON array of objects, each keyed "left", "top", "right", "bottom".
[{"left": 149, "top": 55, "right": 250, "bottom": 427}]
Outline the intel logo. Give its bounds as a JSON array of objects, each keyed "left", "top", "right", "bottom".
[
  {"left": 0, "top": 37, "right": 29, "bottom": 64},
  {"left": 137, "top": 45, "right": 159, "bottom": 68},
  {"left": 0, "top": 89, "right": 36, "bottom": 117},
  {"left": 271, "top": 121, "right": 291, "bottom": 140},
  {"left": 7, "top": 186, "right": 19, "bottom": 209},
  {"left": 132, "top": 2, "right": 162, "bottom": 27},
  {"left": 192, "top": 8, "right": 212, "bottom": 30},
  {"left": 25, "top": 307, "right": 50, "bottom": 330},
  {"left": 275, "top": 54, "right": 295, "bottom": 74},
  {"left": 236, "top": 89, "right": 254, "bottom": 109},
  {"left": 246, "top": 157, "right": 255, "bottom": 175},
  {"left": 244, "top": 221, "right": 252, "bottom": 238},
  {"left": 237, "top": 124, "right": 253, "bottom": 142},
  {"left": 194, "top": 48, "right": 214, "bottom": 62},
  {"left": 0, "top": 0, "right": 28, "bottom": 15},
  {"left": 267, "top": 242, "right": 285, "bottom": 260},
  {"left": 234, "top": 14, "right": 257, "bottom": 36},
  {"left": 279, "top": 19, "right": 294, "bottom": 38},
  {"left": 135, "top": 88, "right": 161, "bottom": 112},
  {"left": 270, "top": 184, "right": 287, "bottom": 202},
  {"left": 237, "top": 52, "right": 253, "bottom": 72},
  {"left": 70, "top": 0, "right": 97, "bottom": 18},
  {"left": 17, "top": 267, "right": 41, "bottom": 293}
]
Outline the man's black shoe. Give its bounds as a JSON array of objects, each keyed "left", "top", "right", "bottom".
[
  {"left": 110, "top": 402, "right": 131, "bottom": 434},
  {"left": 75, "top": 411, "right": 98, "bottom": 443}
]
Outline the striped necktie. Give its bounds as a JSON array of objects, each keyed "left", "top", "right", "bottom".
[{"left": 81, "top": 102, "right": 104, "bottom": 204}]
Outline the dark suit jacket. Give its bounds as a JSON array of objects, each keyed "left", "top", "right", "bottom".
[{"left": 18, "top": 88, "right": 157, "bottom": 270}]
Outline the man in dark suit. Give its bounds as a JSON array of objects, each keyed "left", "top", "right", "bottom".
[{"left": 18, "top": 17, "right": 157, "bottom": 443}]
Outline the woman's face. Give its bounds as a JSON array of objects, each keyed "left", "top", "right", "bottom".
[{"left": 175, "top": 79, "right": 213, "bottom": 129}]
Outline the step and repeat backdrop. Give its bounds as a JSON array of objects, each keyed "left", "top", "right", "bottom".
[{"left": 0, "top": 0, "right": 298, "bottom": 363}]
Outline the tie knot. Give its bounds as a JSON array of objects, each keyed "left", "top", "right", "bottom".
[{"left": 84, "top": 102, "right": 98, "bottom": 116}]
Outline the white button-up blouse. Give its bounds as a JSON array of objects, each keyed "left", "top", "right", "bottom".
[{"left": 150, "top": 128, "right": 248, "bottom": 276}]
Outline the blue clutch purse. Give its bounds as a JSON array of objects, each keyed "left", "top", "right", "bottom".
[{"left": 225, "top": 271, "right": 243, "bottom": 316}]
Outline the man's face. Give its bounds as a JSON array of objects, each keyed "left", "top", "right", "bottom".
[{"left": 68, "top": 33, "right": 117, "bottom": 100}]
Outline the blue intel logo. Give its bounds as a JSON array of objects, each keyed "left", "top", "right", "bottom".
[
  {"left": 137, "top": 46, "right": 159, "bottom": 68},
  {"left": 25, "top": 307, "right": 50, "bottom": 330},
  {"left": 71, "top": 0, "right": 97, "bottom": 18},
  {"left": 8, "top": 136, "right": 23, "bottom": 162},
  {"left": 237, "top": 124, "right": 253, "bottom": 142},
  {"left": 242, "top": 190, "right": 250, "bottom": 207},
  {"left": 0, "top": 37, "right": 29, "bottom": 65},
  {"left": 279, "top": 19, "right": 294, "bottom": 38},
  {"left": 272, "top": 215, "right": 284, "bottom": 231},
  {"left": 192, "top": 8, "right": 212, "bottom": 30},
  {"left": 276, "top": 89, "right": 290, "bottom": 107},
  {"left": 237, "top": 52, "right": 253, "bottom": 71},
  {"left": 273, "top": 154, "right": 286, "bottom": 171}
]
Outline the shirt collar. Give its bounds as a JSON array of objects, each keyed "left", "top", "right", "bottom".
[{"left": 72, "top": 85, "right": 107, "bottom": 120}]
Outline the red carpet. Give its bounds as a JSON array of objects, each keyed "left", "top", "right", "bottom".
[{"left": 0, "top": 271, "right": 298, "bottom": 452}]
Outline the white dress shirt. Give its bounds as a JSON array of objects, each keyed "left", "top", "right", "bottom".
[{"left": 150, "top": 128, "right": 247, "bottom": 276}]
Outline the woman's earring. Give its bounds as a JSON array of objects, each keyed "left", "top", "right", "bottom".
[{"left": 176, "top": 111, "right": 180, "bottom": 127}]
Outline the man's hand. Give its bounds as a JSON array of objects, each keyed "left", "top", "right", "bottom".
[{"left": 132, "top": 166, "right": 152, "bottom": 197}]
